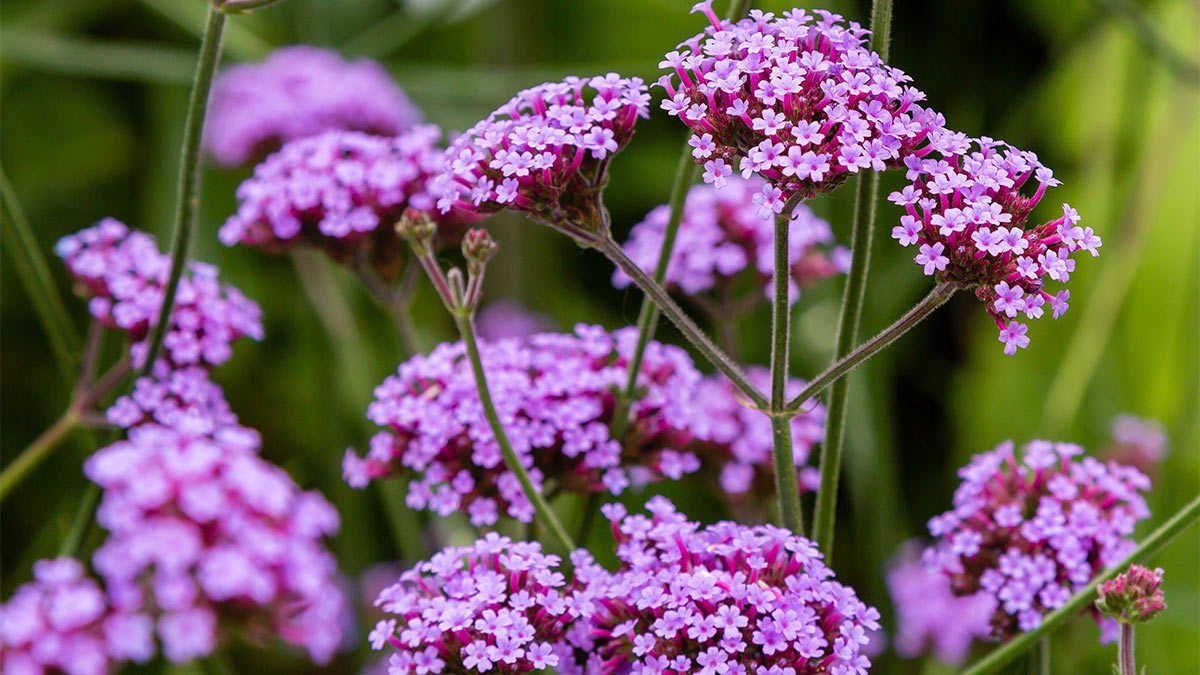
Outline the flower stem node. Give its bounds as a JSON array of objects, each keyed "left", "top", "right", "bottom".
[{"left": 1097, "top": 565, "right": 1167, "bottom": 625}]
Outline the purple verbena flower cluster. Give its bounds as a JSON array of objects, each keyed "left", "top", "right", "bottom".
[
  {"left": 56, "top": 218, "right": 264, "bottom": 369},
  {"left": 0, "top": 558, "right": 154, "bottom": 675},
  {"left": 221, "top": 127, "right": 476, "bottom": 276},
  {"left": 923, "top": 440, "right": 1150, "bottom": 640},
  {"left": 369, "top": 532, "right": 584, "bottom": 675},
  {"left": 1105, "top": 414, "right": 1168, "bottom": 479},
  {"left": 432, "top": 74, "right": 650, "bottom": 239},
  {"left": 106, "top": 363, "right": 238, "bottom": 434},
  {"left": 688, "top": 367, "right": 825, "bottom": 499},
  {"left": 661, "top": 5, "right": 944, "bottom": 207},
  {"left": 613, "top": 176, "right": 847, "bottom": 305},
  {"left": 343, "top": 325, "right": 702, "bottom": 526},
  {"left": 205, "top": 46, "right": 421, "bottom": 167},
  {"left": 86, "top": 419, "right": 345, "bottom": 664},
  {"left": 579, "top": 497, "right": 881, "bottom": 675},
  {"left": 885, "top": 541, "right": 994, "bottom": 665},
  {"left": 887, "top": 137, "right": 1100, "bottom": 354}
]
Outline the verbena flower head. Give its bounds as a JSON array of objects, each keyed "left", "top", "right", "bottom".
[
  {"left": 343, "top": 325, "right": 701, "bottom": 526},
  {"left": 205, "top": 46, "right": 421, "bottom": 167},
  {"left": 106, "top": 364, "right": 239, "bottom": 434},
  {"left": 1105, "top": 414, "right": 1168, "bottom": 478},
  {"left": 221, "top": 127, "right": 476, "bottom": 277},
  {"left": 886, "top": 541, "right": 993, "bottom": 665},
  {"left": 86, "top": 420, "right": 345, "bottom": 664},
  {"left": 578, "top": 497, "right": 881, "bottom": 675},
  {"left": 1096, "top": 565, "right": 1166, "bottom": 625},
  {"left": 887, "top": 136, "right": 1100, "bottom": 355},
  {"left": 612, "top": 176, "right": 847, "bottom": 306},
  {"left": 368, "top": 533, "right": 584, "bottom": 675},
  {"left": 56, "top": 219, "right": 264, "bottom": 369},
  {"left": 0, "top": 557, "right": 154, "bottom": 675},
  {"left": 923, "top": 440, "right": 1150, "bottom": 640},
  {"left": 687, "top": 368, "right": 825, "bottom": 500},
  {"left": 660, "top": 6, "right": 944, "bottom": 206},
  {"left": 432, "top": 74, "right": 650, "bottom": 242}
]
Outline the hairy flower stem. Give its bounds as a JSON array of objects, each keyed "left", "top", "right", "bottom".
[
  {"left": 453, "top": 313, "right": 577, "bottom": 557},
  {"left": 598, "top": 237, "right": 768, "bottom": 409},
  {"left": 961, "top": 494, "right": 1200, "bottom": 675},
  {"left": 138, "top": 6, "right": 226, "bottom": 379},
  {"left": 609, "top": 0, "right": 755, "bottom": 439},
  {"left": 1118, "top": 624, "right": 1135, "bottom": 675},
  {"left": 770, "top": 198, "right": 803, "bottom": 533},
  {"left": 809, "top": 0, "right": 893, "bottom": 557},
  {"left": 0, "top": 167, "right": 81, "bottom": 386}
]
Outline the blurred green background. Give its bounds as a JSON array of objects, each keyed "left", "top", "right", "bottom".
[{"left": 2, "top": 0, "right": 1196, "bottom": 672}]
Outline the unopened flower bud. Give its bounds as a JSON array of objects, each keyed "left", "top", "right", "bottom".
[
  {"left": 1096, "top": 565, "right": 1166, "bottom": 624},
  {"left": 396, "top": 209, "right": 437, "bottom": 254},
  {"left": 462, "top": 229, "right": 497, "bottom": 271}
]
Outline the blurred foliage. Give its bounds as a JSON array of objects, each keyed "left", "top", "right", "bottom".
[{"left": 2, "top": 0, "right": 1197, "bottom": 673}]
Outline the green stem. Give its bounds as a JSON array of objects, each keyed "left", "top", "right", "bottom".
[
  {"left": 453, "top": 313, "right": 576, "bottom": 556},
  {"left": 0, "top": 409, "right": 80, "bottom": 501},
  {"left": 59, "top": 483, "right": 101, "bottom": 557},
  {"left": 0, "top": 166, "right": 80, "bottom": 385},
  {"left": 137, "top": 6, "right": 225, "bottom": 379},
  {"left": 960, "top": 494, "right": 1200, "bottom": 675},
  {"left": 1038, "top": 637, "right": 1051, "bottom": 675},
  {"left": 610, "top": 0, "right": 754, "bottom": 439},
  {"left": 599, "top": 237, "right": 768, "bottom": 409},
  {"left": 808, "top": 0, "right": 893, "bottom": 556},
  {"left": 787, "top": 281, "right": 956, "bottom": 413},
  {"left": 770, "top": 202, "right": 803, "bottom": 533},
  {"left": 1117, "top": 623, "right": 1135, "bottom": 675}
]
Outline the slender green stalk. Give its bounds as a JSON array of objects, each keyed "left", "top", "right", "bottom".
[
  {"left": 1117, "top": 623, "right": 1135, "bottom": 675},
  {"left": 59, "top": 484, "right": 101, "bottom": 557},
  {"left": 137, "top": 6, "right": 226, "bottom": 379},
  {"left": 1038, "top": 637, "right": 1051, "bottom": 675},
  {"left": 960, "top": 494, "right": 1200, "bottom": 675},
  {"left": 787, "top": 281, "right": 957, "bottom": 414},
  {"left": 453, "top": 313, "right": 576, "bottom": 556},
  {"left": 610, "top": 0, "right": 754, "bottom": 438},
  {"left": 611, "top": 148, "right": 696, "bottom": 438},
  {"left": 809, "top": 0, "right": 894, "bottom": 556},
  {"left": 0, "top": 410, "right": 80, "bottom": 500},
  {"left": 0, "top": 167, "right": 80, "bottom": 384},
  {"left": 598, "top": 237, "right": 768, "bottom": 410},
  {"left": 770, "top": 202, "right": 803, "bottom": 533}
]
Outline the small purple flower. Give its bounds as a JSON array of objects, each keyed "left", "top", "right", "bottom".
[
  {"left": 0, "top": 557, "right": 155, "bottom": 674},
  {"left": 886, "top": 137, "right": 1099, "bottom": 354},
  {"left": 433, "top": 74, "right": 649, "bottom": 241},
  {"left": 612, "top": 176, "right": 847, "bottom": 307},
  {"left": 343, "top": 325, "right": 702, "bottom": 524},
  {"left": 205, "top": 46, "right": 421, "bottom": 167},
  {"left": 887, "top": 542, "right": 994, "bottom": 665},
  {"left": 660, "top": 8, "right": 944, "bottom": 203},
  {"left": 578, "top": 497, "right": 880, "bottom": 674},
  {"left": 56, "top": 219, "right": 263, "bottom": 370},
  {"left": 221, "top": 127, "right": 478, "bottom": 277},
  {"left": 370, "top": 534, "right": 583, "bottom": 674},
  {"left": 923, "top": 440, "right": 1150, "bottom": 641}
]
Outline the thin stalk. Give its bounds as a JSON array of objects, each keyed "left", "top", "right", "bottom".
[
  {"left": 0, "top": 410, "right": 80, "bottom": 501},
  {"left": 575, "top": 492, "right": 602, "bottom": 545},
  {"left": 770, "top": 202, "right": 803, "bottom": 533},
  {"left": 787, "top": 281, "right": 956, "bottom": 413},
  {"left": 59, "top": 484, "right": 101, "bottom": 557},
  {"left": 960, "top": 494, "right": 1200, "bottom": 675},
  {"left": 453, "top": 313, "right": 576, "bottom": 556},
  {"left": 610, "top": 0, "right": 753, "bottom": 439},
  {"left": 1, "top": 166, "right": 80, "bottom": 385},
  {"left": 137, "top": 6, "right": 226, "bottom": 379},
  {"left": 611, "top": 148, "right": 696, "bottom": 438},
  {"left": 1038, "top": 637, "right": 1051, "bottom": 675},
  {"left": 809, "top": 0, "right": 893, "bottom": 556},
  {"left": 598, "top": 237, "right": 768, "bottom": 410},
  {"left": 1117, "top": 623, "right": 1134, "bottom": 675}
]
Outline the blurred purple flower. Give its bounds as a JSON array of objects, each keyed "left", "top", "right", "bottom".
[
  {"left": 476, "top": 301, "right": 556, "bottom": 341},
  {"left": 1105, "top": 415, "right": 1168, "bottom": 479}
]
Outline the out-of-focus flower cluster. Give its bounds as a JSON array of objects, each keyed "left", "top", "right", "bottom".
[
  {"left": 56, "top": 218, "right": 264, "bottom": 369},
  {"left": 578, "top": 497, "right": 881, "bottom": 675},
  {"left": 661, "top": 5, "right": 944, "bottom": 206},
  {"left": 475, "top": 301, "right": 557, "bottom": 341},
  {"left": 887, "top": 137, "right": 1099, "bottom": 355},
  {"left": 0, "top": 558, "right": 154, "bottom": 675},
  {"left": 924, "top": 440, "right": 1150, "bottom": 640},
  {"left": 432, "top": 74, "right": 650, "bottom": 238},
  {"left": 343, "top": 325, "right": 703, "bottom": 526},
  {"left": 613, "top": 176, "right": 847, "bottom": 306},
  {"left": 105, "top": 364, "right": 238, "bottom": 434},
  {"left": 221, "top": 127, "right": 476, "bottom": 277},
  {"left": 1096, "top": 564, "right": 1166, "bottom": 625},
  {"left": 368, "top": 533, "right": 585, "bottom": 674},
  {"left": 688, "top": 366, "right": 825, "bottom": 499},
  {"left": 1105, "top": 414, "right": 1168, "bottom": 479},
  {"left": 886, "top": 542, "right": 994, "bottom": 665},
  {"left": 205, "top": 46, "right": 421, "bottom": 167}
]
